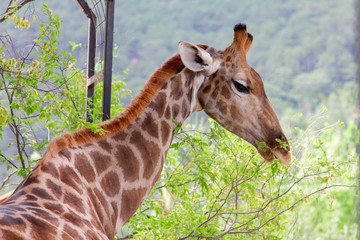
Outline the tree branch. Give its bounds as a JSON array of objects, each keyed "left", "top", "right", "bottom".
[{"left": 0, "top": 0, "right": 35, "bottom": 24}]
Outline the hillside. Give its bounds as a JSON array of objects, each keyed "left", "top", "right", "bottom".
[{"left": 0, "top": 0, "right": 357, "bottom": 125}]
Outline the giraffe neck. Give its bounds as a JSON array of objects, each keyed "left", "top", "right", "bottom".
[
  {"left": 0, "top": 67, "right": 203, "bottom": 240},
  {"left": 110, "top": 68, "right": 203, "bottom": 231},
  {"left": 82, "top": 68, "right": 203, "bottom": 235}
]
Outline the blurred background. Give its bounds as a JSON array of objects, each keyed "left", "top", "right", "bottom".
[{"left": 1, "top": 0, "right": 356, "bottom": 124}]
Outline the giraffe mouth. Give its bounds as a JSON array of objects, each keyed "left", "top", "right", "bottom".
[
  {"left": 256, "top": 145, "right": 292, "bottom": 165},
  {"left": 208, "top": 119, "right": 292, "bottom": 165}
]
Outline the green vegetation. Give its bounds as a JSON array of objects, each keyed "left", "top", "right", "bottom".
[
  {"left": 118, "top": 118, "right": 357, "bottom": 239},
  {"left": 0, "top": 1, "right": 358, "bottom": 239},
  {"left": 0, "top": 4, "right": 129, "bottom": 180}
]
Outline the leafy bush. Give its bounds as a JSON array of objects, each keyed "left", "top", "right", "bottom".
[
  {"left": 0, "top": 4, "right": 129, "bottom": 180},
  {"left": 119, "top": 119, "right": 358, "bottom": 239}
]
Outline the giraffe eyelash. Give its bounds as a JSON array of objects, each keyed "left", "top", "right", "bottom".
[{"left": 231, "top": 79, "right": 249, "bottom": 94}]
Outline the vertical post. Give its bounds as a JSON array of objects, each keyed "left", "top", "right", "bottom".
[
  {"left": 102, "top": 0, "right": 115, "bottom": 121},
  {"left": 86, "top": 16, "right": 97, "bottom": 123},
  {"left": 75, "top": 0, "right": 97, "bottom": 123}
]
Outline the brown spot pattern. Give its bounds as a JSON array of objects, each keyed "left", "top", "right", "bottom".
[
  {"left": 59, "top": 149, "right": 71, "bottom": 160},
  {"left": 161, "top": 121, "right": 171, "bottom": 145},
  {"left": 165, "top": 106, "right": 171, "bottom": 120},
  {"left": 218, "top": 99, "right": 228, "bottom": 115},
  {"left": 172, "top": 104, "right": 180, "bottom": 119},
  {"left": 63, "top": 211, "right": 84, "bottom": 228},
  {"left": 141, "top": 113, "right": 159, "bottom": 138},
  {"left": 22, "top": 214, "right": 57, "bottom": 239},
  {"left": 103, "top": 224, "right": 113, "bottom": 239},
  {"left": 100, "top": 172, "right": 120, "bottom": 197},
  {"left": 120, "top": 187, "right": 148, "bottom": 223},
  {"left": 230, "top": 105, "right": 241, "bottom": 119},
  {"left": 94, "top": 187, "right": 112, "bottom": 223},
  {"left": 25, "top": 195, "right": 37, "bottom": 201},
  {"left": 46, "top": 179, "right": 62, "bottom": 199},
  {"left": 91, "top": 151, "right": 112, "bottom": 175},
  {"left": 0, "top": 215, "right": 25, "bottom": 228},
  {"left": 44, "top": 202, "right": 64, "bottom": 215},
  {"left": 63, "top": 224, "right": 78, "bottom": 238},
  {"left": 181, "top": 99, "right": 189, "bottom": 119},
  {"left": 21, "top": 175, "right": 39, "bottom": 188},
  {"left": 29, "top": 208, "right": 58, "bottom": 224},
  {"left": 88, "top": 188, "right": 105, "bottom": 224},
  {"left": 61, "top": 233, "right": 73, "bottom": 240},
  {"left": 170, "top": 76, "right": 184, "bottom": 100},
  {"left": 41, "top": 162, "right": 59, "bottom": 178},
  {"left": 202, "top": 85, "right": 212, "bottom": 94},
  {"left": 74, "top": 153, "right": 96, "bottom": 183},
  {"left": 148, "top": 92, "right": 166, "bottom": 118},
  {"left": 130, "top": 131, "right": 161, "bottom": 179},
  {"left": 211, "top": 87, "right": 220, "bottom": 99},
  {"left": 115, "top": 145, "right": 139, "bottom": 182},
  {"left": 59, "top": 165, "right": 83, "bottom": 194},
  {"left": 98, "top": 140, "right": 113, "bottom": 153},
  {"left": 1, "top": 229, "right": 25, "bottom": 240},
  {"left": 111, "top": 131, "right": 127, "bottom": 141},
  {"left": 221, "top": 86, "right": 231, "bottom": 99},
  {"left": 86, "top": 230, "right": 99, "bottom": 240},
  {"left": 31, "top": 187, "right": 54, "bottom": 200},
  {"left": 64, "top": 191, "right": 84, "bottom": 212}
]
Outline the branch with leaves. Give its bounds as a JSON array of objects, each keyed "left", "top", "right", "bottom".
[
  {"left": 0, "top": 3, "right": 129, "bottom": 183},
  {"left": 0, "top": 4, "right": 89, "bottom": 179},
  {"left": 0, "top": 0, "right": 35, "bottom": 24}
]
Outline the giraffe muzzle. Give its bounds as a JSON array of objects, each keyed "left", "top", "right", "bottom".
[{"left": 256, "top": 144, "right": 292, "bottom": 165}]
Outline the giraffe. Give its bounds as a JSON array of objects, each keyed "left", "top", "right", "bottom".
[{"left": 0, "top": 23, "right": 291, "bottom": 239}]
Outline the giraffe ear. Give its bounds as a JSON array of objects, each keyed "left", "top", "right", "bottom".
[{"left": 178, "top": 41, "right": 213, "bottom": 72}]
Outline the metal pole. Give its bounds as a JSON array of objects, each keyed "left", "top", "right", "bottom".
[
  {"left": 102, "top": 0, "right": 115, "bottom": 121},
  {"left": 75, "top": 0, "right": 97, "bottom": 123},
  {"left": 86, "top": 16, "right": 97, "bottom": 123}
]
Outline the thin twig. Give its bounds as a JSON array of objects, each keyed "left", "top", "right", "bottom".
[
  {"left": 0, "top": 170, "right": 17, "bottom": 190},
  {"left": 0, "top": 0, "right": 35, "bottom": 24}
]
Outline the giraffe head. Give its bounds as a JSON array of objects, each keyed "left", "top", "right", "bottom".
[{"left": 178, "top": 23, "right": 291, "bottom": 165}]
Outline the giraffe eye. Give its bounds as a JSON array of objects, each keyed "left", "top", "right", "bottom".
[{"left": 232, "top": 79, "right": 249, "bottom": 94}]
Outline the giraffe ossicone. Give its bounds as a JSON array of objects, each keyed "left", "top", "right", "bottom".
[{"left": 0, "top": 23, "right": 290, "bottom": 239}]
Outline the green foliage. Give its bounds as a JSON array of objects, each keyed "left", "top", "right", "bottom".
[
  {"left": 120, "top": 118, "right": 357, "bottom": 239},
  {"left": 0, "top": 4, "right": 129, "bottom": 178},
  {"left": 290, "top": 120, "right": 358, "bottom": 240}
]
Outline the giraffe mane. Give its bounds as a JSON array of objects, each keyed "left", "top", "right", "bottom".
[{"left": 42, "top": 44, "right": 208, "bottom": 160}]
